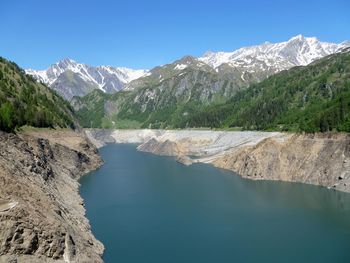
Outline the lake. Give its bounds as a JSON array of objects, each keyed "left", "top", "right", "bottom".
[{"left": 80, "top": 144, "right": 350, "bottom": 263}]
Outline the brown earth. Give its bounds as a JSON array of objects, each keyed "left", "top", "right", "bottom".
[
  {"left": 133, "top": 130, "right": 350, "bottom": 192},
  {"left": 213, "top": 133, "right": 350, "bottom": 192},
  {"left": 0, "top": 130, "right": 104, "bottom": 263}
]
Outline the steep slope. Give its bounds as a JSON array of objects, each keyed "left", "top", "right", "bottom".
[
  {"left": 26, "top": 59, "right": 148, "bottom": 100},
  {"left": 73, "top": 36, "right": 349, "bottom": 129},
  {"left": 27, "top": 35, "right": 348, "bottom": 103},
  {"left": 0, "top": 56, "right": 104, "bottom": 261},
  {"left": 213, "top": 133, "right": 350, "bottom": 192},
  {"left": 0, "top": 130, "right": 104, "bottom": 262},
  {"left": 72, "top": 89, "right": 129, "bottom": 128},
  {"left": 0, "top": 57, "right": 75, "bottom": 132},
  {"left": 72, "top": 56, "right": 247, "bottom": 128},
  {"left": 75, "top": 48, "right": 350, "bottom": 131},
  {"left": 182, "top": 48, "right": 350, "bottom": 132},
  {"left": 125, "top": 36, "right": 349, "bottom": 98},
  {"left": 200, "top": 35, "right": 349, "bottom": 77}
]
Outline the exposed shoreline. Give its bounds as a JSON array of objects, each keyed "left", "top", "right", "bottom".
[
  {"left": 0, "top": 130, "right": 104, "bottom": 263},
  {"left": 85, "top": 129, "right": 350, "bottom": 193},
  {"left": 2, "top": 128, "right": 346, "bottom": 261}
]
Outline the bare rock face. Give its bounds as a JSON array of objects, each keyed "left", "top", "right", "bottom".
[
  {"left": 84, "top": 129, "right": 116, "bottom": 148},
  {"left": 0, "top": 130, "right": 104, "bottom": 262},
  {"left": 137, "top": 138, "right": 180, "bottom": 156},
  {"left": 176, "top": 156, "right": 193, "bottom": 166},
  {"left": 213, "top": 133, "right": 350, "bottom": 192},
  {"left": 132, "top": 129, "right": 350, "bottom": 193}
]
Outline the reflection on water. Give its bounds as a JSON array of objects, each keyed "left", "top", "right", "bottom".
[{"left": 80, "top": 144, "right": 350, "bottom": 263}]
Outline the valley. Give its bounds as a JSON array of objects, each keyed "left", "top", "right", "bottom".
[
  {"left": 79, "top": 143, "right": 350, "bottom": 263},
  {"left": 1, "top": 34, "right": 350, "bottom": 263},
  {"left": 63, "top": 38, "right": 350, "bottom": 132}
]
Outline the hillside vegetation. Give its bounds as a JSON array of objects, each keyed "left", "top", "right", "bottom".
[
  {"left": 180, "top": 49, "right": 350, "bottom": 132},
  {"left": 73, "top": 50, "right": 350, "bottom": 132},
  {"left": 72, "top": 56, "right": 249, "bottom": 129},
  {"left": 0, "top": 57, "right": 75, "bottom": 132}
]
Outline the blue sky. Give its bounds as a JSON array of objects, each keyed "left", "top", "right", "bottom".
[{"left": 1, "top": 0, "right": 349, "bottom": 69}]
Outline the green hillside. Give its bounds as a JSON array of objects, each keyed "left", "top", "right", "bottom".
[
  {"left": 72, "top": 56, "right": 248, "bottom": 129},
  {"left": 180, "top": 49, "right": 350, "bottom": 132},
  {"left": 73, "top": 50, "right": 350, "bottom": 132},
  {"left": 0, "top": 57, "right": 76, "bottom": 132}
]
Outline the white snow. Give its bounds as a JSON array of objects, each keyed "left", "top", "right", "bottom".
[
  {"left": 25, "top": 69, "right": 52, "bottom": 84},
  {"left": 240, "top": 72, "right": 246, "bottom": 81},
  {"left": 25, "top": 35, "right": 349, "bottom": 94},
  {"left": 26, "top": 59, "right": 149, "bottom": 92},
  {"left": 174, "top": 64, "right": 188, "bottom": 70},
  {"left": 111, "top": 67, "right": 150, "bottom": 83},
  {"left": 198, "top": 35, "right": 350, "bottom": 72}
]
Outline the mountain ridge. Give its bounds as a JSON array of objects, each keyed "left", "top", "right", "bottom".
[
  {"left": 26, "top": 58, "right": 149, "bottom": 100},
  {"left": 26, "top": 35, "right": 349, "bottom": 102},
  {"left": 73, "top": 48, "right": 350, "bottom": 132},
  {"left": 180, "top": 48, "right": 350, "bottom": 132},
  {"left": 199, "top": 35, "right": 349, "bottom": 68}
]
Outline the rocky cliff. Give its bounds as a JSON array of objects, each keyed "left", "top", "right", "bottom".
[
  {"left": 212, "top": 133, "right": 350, "bottom": 192},
  {"left": 0, "top": 130, "right": 104, "bottom": 263},
  {"left": 138, "top": 131, "right": 350, "bottom": 192}
]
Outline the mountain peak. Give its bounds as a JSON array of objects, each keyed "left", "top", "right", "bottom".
[
  {"left": 25, "top": 58, "right": 149, "bottom": 100},
  {"left": 199, "top": 35, "right": 348, "bottom": 69},
  {"left": 177, "top": 55, "right": 198, "bottom": 64},
  {"left": 288, "top": 35, "right": 322, "bottom": 44},
  {"left": 58, "top": 58, "right": 77, "bottom": 66},
  {"left": 61, "top": 57, "right": 75, "bottom": 63},
  {"left": 289, "top": 34, "right": 306, "bottom": 41},
  {"left": 26, "top": 36, "right": 350, "bottom": 102},
  {"left": 341, "top": 40, "right": 350, "bottom": 46},
  {"left": 203, "top": 50, "right": 215, "bottom": 57}
]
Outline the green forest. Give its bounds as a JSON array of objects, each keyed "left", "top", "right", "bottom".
[
  {"left": 1, "top": 50, "right": 350, "bottom": 133},
  {"left": 177, "top": 50, "right": 350, "bottom": 132},
  {"left": 74, "top": 49, "right": 350, "bottom": 133},
  {"left": 0, "top": 57, "right": 75, "bottom": 132}
]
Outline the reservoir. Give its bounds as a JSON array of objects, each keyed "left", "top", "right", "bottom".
[{"left": 80, "top": 144, "right": 350, "bottom": 263}]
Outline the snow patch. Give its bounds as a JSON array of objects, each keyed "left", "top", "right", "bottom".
[
  {"left": 174, "top": 64, "right": 188, "bottom": 70},
  {"left": 198, "top": 35, "right": 350, "bottom": 72},
  {"left": 26, "top": 60, "right": 150, "bottom": 93}
]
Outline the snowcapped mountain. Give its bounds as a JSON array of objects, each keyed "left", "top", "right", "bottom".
[
  {"left": 126, "top": 35, "right": 349, "bottom": 93},
  {"left": 26, "top": 35, "right": 348, "bottom": 101},
  {"left": 199, "top": 35, "right": 349, "bottom": 74},
  {"left": 26, "top": 59, "right": 149, "bottom": 100},
  {"left": 124, "top": 55, "right": 214, "bottom": 90}
]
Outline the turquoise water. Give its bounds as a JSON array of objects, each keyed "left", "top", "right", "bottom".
[{"left": 80, "top": 144, "right": 350, "bottom": 263}]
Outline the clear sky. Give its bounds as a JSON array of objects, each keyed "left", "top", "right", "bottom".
[{"left": 1, "top": 0, "right": 349, "bottom": 70}]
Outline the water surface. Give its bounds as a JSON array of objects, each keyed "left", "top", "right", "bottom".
[{"left": 80, "top": 144, "right": 350, "bottom": 263}]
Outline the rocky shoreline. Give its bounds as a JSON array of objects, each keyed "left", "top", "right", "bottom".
[
  {"left": 86, "top": 129, "right": 350, "bottom": 193},
  {"left": 0, "top": 130, "right": 104, "bottom": 263},
  {"left": 212, "top": 133, "right": 350, "bottom": 192},
  {"left": 4, "top": 129, "right": 345, "bottom": 261}
]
